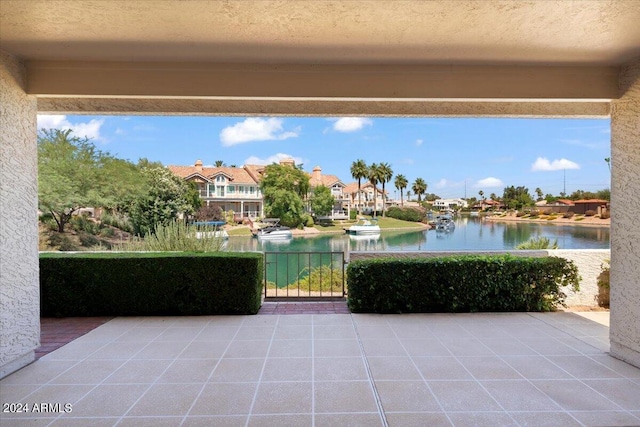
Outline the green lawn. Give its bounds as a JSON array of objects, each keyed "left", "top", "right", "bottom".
[
  {"left": 226, "top": 227, "right": 253, "bottom": 236},
  {"left": 375, "top": 217, "right": 427, "bottom": 229}
]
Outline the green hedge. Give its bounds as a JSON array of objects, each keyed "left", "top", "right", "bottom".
[
  {"left": 347, "top": 255, "right": 580, "bottom": 313},
  {"left": 40, "top": 252, "right": 263, "bottom": 316},
  {"left": 386, "top": 206, "right": 424, "bottom": 222}
]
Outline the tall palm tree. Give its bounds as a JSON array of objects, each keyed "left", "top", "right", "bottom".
[
  {"left": 412, "top": 178, "right": 427, "bottom": 202},
  {"left": 350, "top": 159, "right": 368, "bottom": 215},
  {"left": 214, "top": 160, "right": 225, "bottom": 167},
  {"left": 368, "top": 163, "right": 382, "bottom": 217},
  {"left": 394, "top": 174, "right": 408, "bottom": 207},
  {"left": 378, "top": 162, "right": 393, "bottom": 217}
]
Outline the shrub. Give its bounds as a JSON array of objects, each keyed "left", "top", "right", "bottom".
[
  {"left": 70, "top": 215, "right": 101, "bottom": 235},
  {"left": 600, "top": 211, "right": 610, "bottom": 219},
  {"left": 78, "top": 232, "right": 100, "bottom": 247},
  {"left": 349, "top": 210, "right": 357, "bottom": 220},
  {"left": 386, "top": 206, "right": 424, "bottom": 222},
  {"left": 47, "top": 232, "right": 79, "bottom": 251},
  {"left": 542, "top": 209, "right": 552, "bottom": 215},
  {"left": 347, "top": 255, "right": 580, "bottom": 313},
  {"left": 585, "top": 210, "right": 596, "bottom": 217},
  {"left": 304, "top": 215, "right": 314, "bottom": 227},
  {"left": 597, "top": 260, "right": 610, "bottom": 308},
  {"left": 563, "top": 211, "right": 575, "bottom": 218},
  {"left": 116, "top": 220, "right": 226, "bottom": 252},
  {"left": 100, "top": 212, "right": 134, "bottom": 233},
  {"left": 40, "top": 252, "right": 264, "bottom": 316},
  {"left": 195, "top": 205, "right": 223, "bottom": 221},
  {"left": 516, "top": 211, "right": 526, "bottom": 217},
  {"left": 99, "top": 227, "right": 115, "bottom": 237},
  {"left": 516, "top": 236, "right": 559, "bottom": 250}
]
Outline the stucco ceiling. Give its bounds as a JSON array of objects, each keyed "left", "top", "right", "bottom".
[{"left": 1, "top": 0, "right": 640, "bottom": 66}]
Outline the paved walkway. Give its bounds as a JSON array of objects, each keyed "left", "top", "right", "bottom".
[{"left": 3, "top": 311, "right": 639, "bottom": 427}]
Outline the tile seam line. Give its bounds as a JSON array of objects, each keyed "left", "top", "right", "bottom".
[
  {"left": 177, "top": 317, "right": 252, "bottom": 427},
  {"left": 350, "top": 313, "right": 389, "bottom": 427},
  {"left": 523, "top": 313, "right": 631, "bottom": 417}
]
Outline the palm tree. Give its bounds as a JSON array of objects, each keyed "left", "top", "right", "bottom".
[
  {"left": 350, "top": 159, "right": 368, "bottom": 215},
  {"left": 394, "top": 174, "right": 408, "bottom": 207},
  {"left": 378, "top": 162, "right": 393, "bottom": 217},
  {"left": 479, "top": 190, "right": 484, "bottom": 200},
  {"left": 412, "top": 178, "right": 427, "bottom": 202},
  {"left": 535, "top": 187, "right": 543, "bottom": 201},
  {"left": 214, "top": 160, "right": 225, "bottom": 167},
  {"left": 368, "top": 163, "right": 383, "bottom": 217}
]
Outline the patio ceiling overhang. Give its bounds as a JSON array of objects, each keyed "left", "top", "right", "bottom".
[{"left": 2, "top": 0, "right": 639, "bottom": 116}]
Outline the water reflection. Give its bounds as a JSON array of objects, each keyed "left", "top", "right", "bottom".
[{"left": 225, "top": 219, "right": 610, "bottom": 253}]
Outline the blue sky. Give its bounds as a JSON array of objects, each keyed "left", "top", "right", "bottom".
[{"left": 37, "top": 115, "right": 611, "bottom": 199}]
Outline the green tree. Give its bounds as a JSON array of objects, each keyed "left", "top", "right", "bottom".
[
  {"left": 394, "top": 174, "right": 408, "bottom": 207},
  {"left": 535, "top": 187, "right": 544, "bottom": 201},
  {"left": 260, "top": 163, "right": 311, "bottom": 227},
  {"left": 38, "top": 129, "right": 135, "bottom": 232},
  {"left": 478, "top": 190, "right": 485, "bottom": 200},
  {"left": 129, "top": 167, "right": 196, "bottom": 235},
  {"left": 350, "top": 159, "right": 369, "bottom": 215},
  {"left": 412, "top": 178, "right": 427, "bottom": 202},
  {"left": 502, "top": 185, "right": 534, "bottom": 210},
  {"left": 310, "top": 185, "right": 336, "bottom": 217},
  {"left": 378, "top": 162, "right": 393, "bottom": 217},
  {"left": 214, "top": 160, "right": 225, "bottom": 167}
]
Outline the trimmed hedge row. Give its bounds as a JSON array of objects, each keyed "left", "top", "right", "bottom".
[
  {"left": 40, "top": 252, "right": 263, "bottom": 316},
  {"left": 347, "top": 255, "right": 580, "bottom": 313},
  {"left": 386, "top": 206, "right": 424, "bottom": 222}
]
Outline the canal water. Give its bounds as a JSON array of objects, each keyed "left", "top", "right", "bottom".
[{"left": 226, "top": 216, "right": 610, "bottom": 253}]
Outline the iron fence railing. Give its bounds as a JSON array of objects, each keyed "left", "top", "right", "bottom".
[{"left": 264, "top": 251, "right": 346, "bottom": 299}]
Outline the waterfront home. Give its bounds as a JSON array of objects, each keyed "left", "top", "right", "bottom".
[
  {"left": 432, "top": 198, "right": 469, "bottom": 210},
  {"left": 309, "top": 166, "right": 351, "bottom": 220},
  {"left": 343, "top": 182, "right": 386, "bottom": 214},
  {"left": 168, "top": 160, "right": 265, "bottom": 221}
]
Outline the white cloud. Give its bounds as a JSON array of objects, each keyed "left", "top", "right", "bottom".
[
  {"left": 434, "top": 178, "right": 466, "bottom": 189},
  {"left": 415, "top": 139, "right": 423, "bottom": 146},
  {"left": 37, "top": 115, "right": 105, "bottom": 141},
  {"left": 244, "top": 153, "right": 304, "bottom": 166},
  {"left": 220, "top": 118, "right": 299, "bottom": 146},
  {"left": 329, "top": 117, "right": 373, "bottom": 133},
  {"left": 474, "top": 177, "right": 504, "bottom": 188},
  {"left": 531, "top": 157, "right": 580, "bottom": 171},
  {"left": 434, "top": 179, "right": 449, "bottom": 189}
]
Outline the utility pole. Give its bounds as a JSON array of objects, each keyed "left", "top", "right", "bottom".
[{"left": 563, "top": 169, "right": 566, "bottom": 196}]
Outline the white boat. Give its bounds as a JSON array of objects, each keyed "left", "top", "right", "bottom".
[
  {"left": 470, "top": 211, "right": 480, "bottom": 217},
  {"left": 435, "top": 215, "right": 455, "bottom": 232},
  {"left": 346, "top": 218, "right": 381, "bottom": 235},
  {"left": 255, "top": 218, "right": 293, "bottom": 240}
]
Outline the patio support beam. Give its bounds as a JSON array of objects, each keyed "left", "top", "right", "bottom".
[
  {"left": 0, "top": 51, "right": 39, "bottom": 379},
  {"left": 28, "top": 62, "right": 618, "bottom": 101},
  {"left": 610, "top": 58, "right": 640, "bottom": 368}
]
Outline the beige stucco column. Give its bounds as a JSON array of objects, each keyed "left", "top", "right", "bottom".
[
  {"left": 610, "top": 58, "right": 640, "bottom": 368},
  {"left": 0, "top": 51, "right": 39, "bottom": 378}
]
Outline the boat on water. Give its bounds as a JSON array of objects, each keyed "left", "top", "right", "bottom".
[
  {"left": 470, "top": 211, "right": 480, "bottom": 217},
  {"left": 435, "top": 214, "right": 455, "bottom": 232},
  {"left": 254, "top": 218, "right": 293, "bottom": 240},
  {"left": 345, "top": 218, "right": 381, "bottom": 235}
]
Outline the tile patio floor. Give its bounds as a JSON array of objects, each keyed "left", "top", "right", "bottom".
[{"left": 2, "top": 311, "right": 639, "bottom": 427}]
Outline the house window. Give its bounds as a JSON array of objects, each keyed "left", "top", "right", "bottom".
[
  {"left": 249, "top": 186, "right": 255, "bottom": 194},
  {"left": 216, "top": 175, "right": 225, "bottom": 183},
  {"left": 217, "top": 186, "right": 225, "bottom": 197},
  {"left": 238, "top": 185, "right": 244, "bottom": 193},
  {"left": 207, "top": 183, "right": 216, "bottom": 196},
  {"left": 228, "top": 185, "right": 235, "bottom": 194}
]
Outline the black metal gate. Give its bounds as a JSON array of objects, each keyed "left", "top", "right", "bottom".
[{"left": 264, "top": 251, "right": 346, "bottom": 300}]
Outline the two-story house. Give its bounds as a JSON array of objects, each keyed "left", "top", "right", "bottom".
[
  {"left": 168, "top": 160, "right": 264, "bottom": 221},
  {"left": 308, "top": 166, "right": 350, "bottom": 220},
  {"left": 343, "top": 182, "right": 386, "bottom": 215}
]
